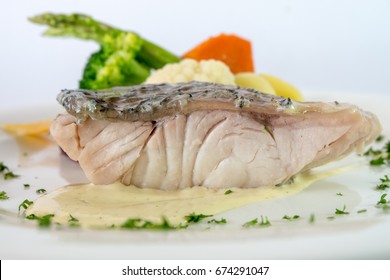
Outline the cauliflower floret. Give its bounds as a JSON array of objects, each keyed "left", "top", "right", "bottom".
[{"left": 145, "top": 59, "right": 236, "bottom": 85}]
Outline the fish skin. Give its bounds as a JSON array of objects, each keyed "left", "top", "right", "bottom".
[
  {"left": 58, "top": 81, "right": 299, "bottom": 123},
  {"left": 52, "top": 81, "right": 382, "bottom": 189}
]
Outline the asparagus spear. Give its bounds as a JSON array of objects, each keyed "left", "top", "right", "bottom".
[{"left": 29, "top": 13, "right": 180, "bottom": 90}]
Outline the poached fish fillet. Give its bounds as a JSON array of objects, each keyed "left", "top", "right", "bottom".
[{"left": 51, "top": 81, "right": 381, "bottom": 190}]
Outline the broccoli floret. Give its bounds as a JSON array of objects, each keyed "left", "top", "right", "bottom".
[
  {"left": 29, "top": 13, "right": 180, "bottom": 90},
  {"left": 80, "top": 47, "right": 150, "bottom": 90}
]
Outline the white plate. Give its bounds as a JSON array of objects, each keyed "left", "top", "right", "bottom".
[{"left": 0, "top": 92, "right": 390, "bottom": 260}]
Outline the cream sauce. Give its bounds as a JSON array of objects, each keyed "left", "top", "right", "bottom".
[{"left": 25, "top": 168, "right": 349, "bottom": 228}]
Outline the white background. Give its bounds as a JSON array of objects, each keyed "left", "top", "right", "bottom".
[{"left": 0, "top": 0, "right": 389, "bottom": 109}]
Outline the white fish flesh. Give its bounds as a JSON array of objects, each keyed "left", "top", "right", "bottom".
[{"left": 50, "top": 81, "right": 381, "bottom": 189}]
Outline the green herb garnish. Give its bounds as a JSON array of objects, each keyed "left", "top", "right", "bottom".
[
  {"left": 68, "top": 214, "right": 79, "bottom": 223},
  {"left": 376, "top": 175, "right": 390, "bottom": 191},
  {"left": 0, "top": 162, "right": 20, "bottom": 180},
  {"left": 18, "top": 199, "right": 33, "bottom": 212},
  {"left": 336, "top": 192, "right": 343, "bottom": 196},
  {"left": 335, "top": 205, "right": 349, "bottom": 215},
  {"left": 243, "top": 218, "right": 259, "bottom": 227},
  {"left": 207, "top": 218, "right": 227, "bottom": 224},
  {"left": 282, "top": 215, "right": 300, "bottom": 221},
  {"left": 68, "top": 214, "right": 80, "bottom": 227},
  {"left": 0, "top": 162, "right": 9, "bottom": 172},
  {"left": 23, "top": 184, "right": 30, "bottom": 189},
  {"left": 370, "top": 157, "right": 386, "bottom": 166},
  {"left": 357, "top": 209, "right": 367, "bottom": 214},
  {"left": 376, "top": 194, "right": 388, "bottom": 205},
  {"left": 26, "top": 214, "right": 54, "bottom": 227},
  {"left": 224, "top": 189, "right": 233, "bottom": 195},
  {"left": 242, "top": 216, "right": 271, "bottom": 227},
  {"left": 184, "top": 213, "right": 213, "bottom": 224},
  {"left": 36, "top": 189, "right": 47, "bottom": 194},
  {"left": 0, "top": 191, "right": 9, "bottom": 200},
  {"left": 364, "top": 147, "right": 382, "bottom": 156},
  {"left": 121, "top": 217, "right": 179, "bottom": 230},
  {"left": 376, "top": 135, "right": 384, "bottom": 142},
  {"left": 309, "top": 213, "right": 315, "bottom": 224},
  {"left": 4, "top": 171, "right": 19, "bottom": 180}
]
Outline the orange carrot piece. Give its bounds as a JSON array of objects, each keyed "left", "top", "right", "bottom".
[{"left": 182, "top": 34, "right": 255, "bottom": 74}]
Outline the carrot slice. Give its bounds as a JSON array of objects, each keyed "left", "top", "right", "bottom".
[{"left": 182, "top": 34, "right": 255, "bottom": 74}]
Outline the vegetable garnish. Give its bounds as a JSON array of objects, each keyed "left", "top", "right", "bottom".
[
  {"left": 336, "top": 192, "right": 343, "bottom": 196},
  {"left": 282, "top": 215, "right": 300, "bottom": 221},
  {"left": 335, "top": 205, "right": 350, "bottom": 215},
  {"left": 357, "top": 209, "right": 367, "bottom": 214},
  {"left": 309, "top": 213, "right": 315, "bottom": 224},
  {"left": 68, "top": 215, "right": 80, "bottom": 227},
  {"left": 23, "top": 184, "right": 30, "bottom": 189},
  {"left": 3, "top": 171, "right": 19, "bottom": 180},
  {"left": 0, "top": 191, "right": 9, "bottom": 200},
  {"left": 242, "top": 218, "right": 259, "bottom": 228},
  {"left": 18, "top": 199, "right": 33, "bottom": 212},
  {"left": 364, "top": 138, "right": 390, "bottom": 167},
  {"left": 184, "top": 213, "right": 213, "bottom": 224},
  {"left": 121, "top": 217, "right": 180, "bottom": 230},
  {"left": 182, "top": 34, "right": 254, "bottom": 74},
  {"left": 29, "top": 13, "right": 179, "bottom": 90},
  {"left": 0, "top": 162, "right": 19, "bottom": 180},
  {"left": 68, "top": 214, "right": 79, "bottom": 223},
  {"left": 36, "top": 189, "right": 47, "bottom": 194},
  {"left": 25, "top": 214, "right": 55, "bottom": 227},
  {"left": 1, "top": 120, "right": 52, "bottom": 136},
  {"left": 376, "top": 135, "right": 384, "bottom": 142},
  {"left": 242, "top": 216, "right": 271, "bottom": 228},
  {"left": 376, "top": 175, "right": 390, "bottom": 191},
  {"left": 376, "top": 194, "right": 388, "bottom": 205},
  {"left": 0, "top": 162, "right": 9, "bottom": 172},
  {"left": 207, "top": 218, "right": 227, "bottom": 224},
  {"left": 224, "top": 189, "right": 233, "bottom": 195}
]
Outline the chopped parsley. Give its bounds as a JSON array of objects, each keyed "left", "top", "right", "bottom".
[
  {"left": 18, "top": 199, "right": 33, "bottom": 212},
  {"left": 0, "top": 191, "right": 9, "bottom": 200},
  {"left": 224, "top": 189, "right": 233, "bottom": 195},
  {"left": 4, "top": 171, "right": 19, "bottom": 180},
  {"left": 370, "top": 157, "right": 386, "bottom": 166},
  {"left": 68, "top": 214, "right": 80, "bottom": 227},
  {"left": 121, "top": 217, "right": 180, "bottom": 230},
  {"left": 243, "top": 218, "right": 259, "bottom": 227},
  {"left": 376, "top": 135, "right": 384, "bottom": 142},
  {"left": 357, "top": 209, "right": 367, "bottom": 214},
  {"left": 0, "top": 162, "right": 20, "bottom": 180},
  {"left": 23, "top": 184, "right": 30, "bottom": 189},
  {"left": 376, "top": 175, "right": 390, "bottom": 191},
  {"left": 36, "top": 189, "right": 47, "bottom": 194},
  {"left": 335, "top": 205, "right": 349, "bottom": 215},
  {"left": 336, "top": 192, "right": 343, "bottom": 196},
  {"left": 243, "top": 216, "right": 271, "bottom": 227},
  {"left": 26, "top": 214, "right": 55, "bottom": 227},
  {"left": 376, "top": 194, "right": 388, "bottom": 205},
  {"left": 282, "top": 215, "right": 300, "bottom": 221},
  {"left": 364, "top": 138, "right": 390, "bottom": 166},
  {"left": 0, "top": 162, "right": 9, "bottom": 172},
  {"left": 184, "top": 213, "right": 213, "bottom": 224},
  {"left": 207, "top": 218, "right": 227, "bottom": 224},
  {"left": 309, "top": 213, "right": 315, "bottom": 224},
  {"left": 364, "top": 147, "right": 382, "bottom": 156},
  {"left": 68, "top": 214, "right": 79, "bottom": 222}
]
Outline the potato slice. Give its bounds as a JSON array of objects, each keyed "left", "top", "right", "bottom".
[
  {"left": 235, "top": 72, "right": 276, "bottom": 95},
  {"left": 261, "top": 74, "right": 303, "bottom": 101}
]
